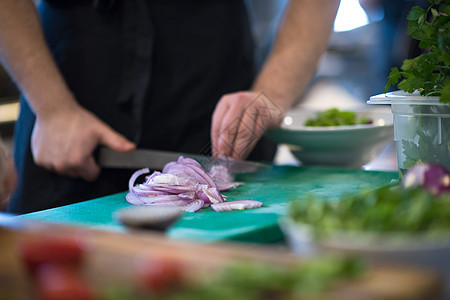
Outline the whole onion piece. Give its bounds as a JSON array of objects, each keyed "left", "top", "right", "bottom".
[
  {"left": 127, "top": 156, "right": 248, "bottom": 212},
  {"left": 402, "top": 163, "right": 450, "bottom": 195}
]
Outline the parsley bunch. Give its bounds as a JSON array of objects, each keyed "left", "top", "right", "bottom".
[
  {"left": 164, "top": 256, "right": 367, "bottom": 300},
  {"left": 304, "top": 108, "right": 370, "bottom": 126},
  {"left": 384, "top": 0, "right": 450, "bottom": 104},
  {"left": 289, "top": 184, "right": 450, "bottom": 237}
]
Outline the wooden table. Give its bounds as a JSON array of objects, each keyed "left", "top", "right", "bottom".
[{"left": 0, "top": 213, "right": 444, "bottom": 299}]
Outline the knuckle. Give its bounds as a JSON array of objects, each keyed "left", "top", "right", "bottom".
[
  {"left": 31, "top": 150, "right": 44, "bottom": 164},
  {"left": 52, "top": 160, "right": 67, "bottom": 174},
  {"left": 68, "top": 155, "right": 83, "bottom": 167}
]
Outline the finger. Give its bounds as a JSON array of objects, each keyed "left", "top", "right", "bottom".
[
  {"left": 211, "top": 97, "right": 230, "bottom": 157},
  {"left": 216, "top": 97, "right": 248, "bottom": 158},
  {"left": 54, "top": 154, "right": 99, "bottom": 182},
  {"left": 98, "top": 125, "right": 136, "bottom": 153},
  {"left": 216, "top": 106, "right": 244, "bottom": 158},
  {"left": 47, "top": 145, "right": 92, "bottom": 180},
  {"left": 244, "top": 114, "right": 266, "bottom": 160},
  {"left": 231, "top": 106, "right": 262, "bottom": 160},
  {"left": 76, "top": 155, "right": 100, "bottom": 182},
  {"left": 52, "top": 159, "right": 79, "bottom": 178}
]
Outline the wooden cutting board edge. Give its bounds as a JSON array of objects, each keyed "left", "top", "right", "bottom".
[{"left": 0, "top": 214, "right": 445, "bottom": 300}]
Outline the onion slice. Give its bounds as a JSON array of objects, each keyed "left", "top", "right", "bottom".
[
  {"left": 403, "top": 163, "right": 450, "bottom": 195},
  {"left": 208, "top": 165, "right": 242, "bottom": 191},
  {"left": 182, "top": 199, "right": 205, "bottom": 213},
  {"left": 128, "top": 168, "right": 150, "bottom": 191},
  {"left": 211, "top": 200, "right": 262, "bottom": 212}
]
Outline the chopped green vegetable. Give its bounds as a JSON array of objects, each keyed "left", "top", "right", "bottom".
[
  {"left": 164, "top": 256, "right": 367, "bottom": 300},
  {"left": 304, "top": 108, "right": 370, "bottom": 126},
  {"left": 102, "top": 256, "right": 367, "bottom": 300},
  {"left": 384, "top": 0, "right": 450, "bottom": 104},
  {"left": 289, "top": 184, "right": 450, "bottom": 238}
]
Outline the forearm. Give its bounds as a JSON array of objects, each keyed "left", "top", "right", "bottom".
[
  {"left": 252, "top": 0, "right": 340, "bottom": 112},
  {"left": 0, "top": 0, "right": 77, "bottom": 117}
]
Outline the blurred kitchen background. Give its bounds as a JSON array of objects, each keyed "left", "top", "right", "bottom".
[{"left": 0, "top": 0, "right": 427, "bottom": 156}]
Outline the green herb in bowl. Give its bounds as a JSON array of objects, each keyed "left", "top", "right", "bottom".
[
  {"left": 304, "top": 108, "right": 371, "bottom": 127},
  {"left": 284, "top": 166, "right": 450, "bottom": 295},
  {"left": 288, "top": 184, "right": 450, "bottom": 239}
]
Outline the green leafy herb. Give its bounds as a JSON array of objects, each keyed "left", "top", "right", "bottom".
[
  {"left": 399, "top": 115, "right": 450, "bottom": 174},
  {"left": 289, "top": 184, "right": 450, "bottom": 237},
  {"left": 164, "top": 256, "right": 367, "bottom": 300},
  {"left": 384, "top": 0, "right": 450, "bottom": 104},
  {"left": 304, "top": 108, "right": 370, "bottom": 126},
  {"left": 102, "top": 257, "right": 367, "bottom": 300}
]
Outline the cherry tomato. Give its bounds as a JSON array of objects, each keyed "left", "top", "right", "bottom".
[
  {"left": 35, "top": 262, "right": 94, "bottom": 300},
  {"left": 17, "top": 236, "right": 85, "bottom": 274},
  {"left": 136, "top": 256, "right": 183, "bottom": 294}
]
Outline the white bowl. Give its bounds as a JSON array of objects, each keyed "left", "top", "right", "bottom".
[
  {"left": 279, "top": 217, "right": 450, "bottom": 295},
  {"left": 266, "top": 109, "right": 394, "bottom": 167}
]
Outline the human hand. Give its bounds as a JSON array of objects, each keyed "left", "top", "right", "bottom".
[
  {"left": 211, "top": 91, "right": 285, "bottom": 160},
  {"left": 0, "top": 137, "right": 16, "bottom": 209},
  {"left": 31, "top": 103, "right": 135, "bottom": 181}
]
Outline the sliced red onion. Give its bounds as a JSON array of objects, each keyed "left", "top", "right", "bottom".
[
  {"left": 178, "top": 191, "right": 196, "bottom": 200},
  {"left": 199, "top": 187, "right": 224, "bottom": 204},
  {"left": 182, "top": 199, "right": 205, "bottom": 212},
  {"left": 216, "top": 182, "right": 242, "bottom": 192},
  {"left": 127, "top": 193, "right": 179, "bottom": 206},
  {"left": 131, "top": 189, "right": 168, "bottom": 198},
  {"left": 403, "top": 163, "right": 450, "bottom": 195},
  {"left": 143, "top": 194, "right": 184, "bottom": 204},
  {"left": 126, "top": 191, "right": 147, "bottom": 205},
  {"left": 197, "top": 191, "right": 210, "bottom": 202},
  {"left": 144, "top": 171, "right": 162, "bottom": 184},
  {"left": 131, "top": 183, "right": 170, "bottom": 196},
  {"left": 127, "top": 156, "right": 240, "bottom": 213},
  {"left": 208, "top": 165, "right": 242, "bottom": 191},
  {"left": 163, "top": 157, "right": 217, "bottom": 189},
  {"left": 211, "top": 200, "right": 263, "bottom": 212},
  {"left": 176, "top": 157, "right": 202, "bottom": 168},
  {"left": 151, "top": 173, "right": 189, "bottom": 185},
  {"left": 151, "top": 184, "right": 198, "bottom": 194},
  {"left": 128, "top": 168, "right": 150, "bottom": 191}
]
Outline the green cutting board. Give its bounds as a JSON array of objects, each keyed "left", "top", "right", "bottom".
[{"left": 18, "top": 166, "right": 398, "bottom": 243}]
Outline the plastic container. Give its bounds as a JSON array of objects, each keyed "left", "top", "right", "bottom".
[{"left": 368, "top": 91, "right": 450, "bottom": 176}]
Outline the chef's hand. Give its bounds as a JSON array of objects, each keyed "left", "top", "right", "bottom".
[
  {"left": 31, "top": 102, "right": 135, "bottom": 181},
  {"left": 211, "top": 91, "right": 284, "bottom": 160},
  {"left": 0, "top": 137, "right": 16, "bottom": 208}
]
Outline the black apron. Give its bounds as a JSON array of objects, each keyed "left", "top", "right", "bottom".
[{"left": 8, "top": 0, "right": 276, "bottom": 214}]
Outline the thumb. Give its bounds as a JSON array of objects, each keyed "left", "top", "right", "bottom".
[{"left": 98, "top": 125, "right": 136, "bottom": 152}]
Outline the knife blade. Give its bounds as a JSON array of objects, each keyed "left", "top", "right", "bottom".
[{"left": 97, "top": 147, "right": 271, "bottom": 174}]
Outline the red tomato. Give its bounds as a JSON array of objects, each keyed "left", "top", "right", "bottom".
[
  {"left": 136, "top": 257, "right": 184, "bottom": 294},
  {"left": 17, "top": 236, "right": 85, "bottom": 274},
  {"left": 35, "top": 262, "right": 94, "bottom": 300}
]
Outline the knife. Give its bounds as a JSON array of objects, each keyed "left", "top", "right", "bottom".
[{"left": 97, "top": 147, "right": 271, "bottom": 174}]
